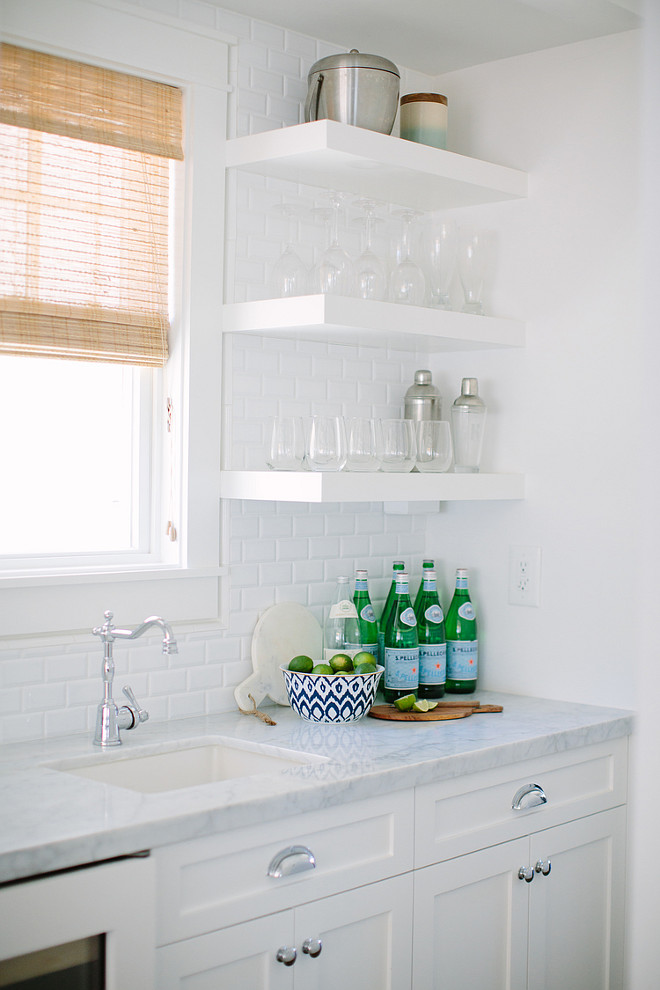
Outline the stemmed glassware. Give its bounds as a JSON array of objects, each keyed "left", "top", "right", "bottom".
[
  {"left": 352, "top": 199, "right": 387, "bottom": 301},
  {"left": 311, "top": 193, "right": 354, "bottom": 296},
  {"left": 389, "top": 209, "right": 426, "bottom": 306},
  {"left": 424, "top": 218, "right": 457, "bottom": 309},
  {"left": 270, "top": 203, "right": 308, "bottom": 298},
  {"left": 458, "top": 229, "right": 487, "bottom": 315}
]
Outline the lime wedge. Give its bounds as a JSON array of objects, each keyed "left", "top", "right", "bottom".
[
  {"left": 394, "top": 694, "right": 417, "bottom": 712},
  {"left": 412, "top": 699, "right": 432, "bottom": 713}
]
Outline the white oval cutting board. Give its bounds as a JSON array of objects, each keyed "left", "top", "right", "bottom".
[{"left": 234, "top": 602, "right": 322, "bottom": 709}]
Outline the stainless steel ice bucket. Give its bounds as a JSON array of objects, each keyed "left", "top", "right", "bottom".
[{"left": 304, "top": 50, "right": 400, "bottom": 135}]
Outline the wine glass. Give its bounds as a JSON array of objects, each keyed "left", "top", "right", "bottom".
[
  {"left": 270, "top": 204, "right": 308, "bottom": 298},
  {"left": 424, "top": 218, "right": 457, "bottom": 309},
  {"left": 311, "top": 193, "right": 354, "bottom": 296},
  {"left": 389, "top": 209, "right": 426, "bottom": 306},
  {"left": 352, "top": 199, "right": 387, "bottom": 301},
  {"left": 306, "top": 415, "right": 347, "bottom": 471},
  {"left": 458, "top": 229, "right": 487, "bottom": 315}
]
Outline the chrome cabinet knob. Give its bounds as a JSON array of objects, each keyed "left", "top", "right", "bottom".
[
  {"left": 302, "top": 937, "right": 323, "bottom": 958},
  {"left": 276, "top": 946, "right": 297, "bottom": 966},
  {"left": 512, "top": 783, "right": 548, "bottom": 811},
  {"left": 535, "top": 858, "right": 552, "bottom": 876},
  {"left": 518, "top": 866, "right": 535, "bottom": 883}
]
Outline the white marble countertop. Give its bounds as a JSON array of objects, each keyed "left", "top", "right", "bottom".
[{"left": 0, "top": 692, "right": 633, "bottom": 884}]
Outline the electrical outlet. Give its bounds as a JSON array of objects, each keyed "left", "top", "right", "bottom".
[{"left": 508, "top": 546, "right": 541, "bottom": 607}]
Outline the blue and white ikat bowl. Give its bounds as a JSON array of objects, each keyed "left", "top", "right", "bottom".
[{"left": 280, "top": 664, "right": 384, "bottom": 723}]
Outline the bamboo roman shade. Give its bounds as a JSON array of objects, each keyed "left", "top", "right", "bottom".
[{"left": 0, "top": 43, "right": 184, "bottom": 366}]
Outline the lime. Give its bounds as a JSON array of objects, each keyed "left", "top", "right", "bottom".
[
  {"left": 412, "top": 699, "right": 432, "bottom": 713},
  {"left": 426, "top": 700, "right": 439, "bottom": 710},
  {"left": 353, "top": 651, "right": 377, "bottom": 668},
  {"left": 393, "top": 693, "right": 417, "bottom": 712},
  {"left": 354, "top": 661, "right": 378, "bottom": 674},
  {"left": 329, "top": 653, "right": 354, "bottom": 673},
  {"left": 288, "top": 655, "right": 314, "bottom": 673},
  {"left": 311, "top": 663, "right": 334, "bottom": 675}
]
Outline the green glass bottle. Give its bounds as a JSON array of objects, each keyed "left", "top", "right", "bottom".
[
  {"left": 413, "top": 559, "right": 435, "bottom": 612},
  {"left": 445, "top": 567, "right": 478, "bottom": 694},
  {"left": 383, "top": 571, "right": 419, "bottom": 703},
  {"left": 378, "top": 560, "right": 405, "bottom": 666},
  {"left": 414, "top": 568, "right": 446, "bottom": 699},
  {"left": 353, "top": 569, "right": 379, "bottom": 658}
]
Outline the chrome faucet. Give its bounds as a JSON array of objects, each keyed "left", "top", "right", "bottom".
[{"left": 92, "top": 610, "right": 178, "bottom": 747}]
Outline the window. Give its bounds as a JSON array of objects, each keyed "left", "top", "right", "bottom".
[{"left": 0, "top": 0, "right": 230, "bottom": 635}]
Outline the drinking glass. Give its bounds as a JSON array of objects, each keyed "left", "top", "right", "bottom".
[
  {"left": 389, "top": 209, "right": 426, "bottom": 306},
  {"left": 345, "top": 417, "right": 382, "bottom": 472},
  {"left": 270, "top": 204, "right": 308, "bottom": 298},
  {"left": 458, "top": 229, "right": 487, "bottom": 315},
  {"left": 379, "top": 419, "right": 416, "bottom": 473},
  {"left": 415, "top": 420, "right": 453, "bottom": 472},
  {"left": 424, "top": 218, "right": 457, "bottom": 309},
  {"left": 353, "top": 199, "right": 387, "bottom": 301},
  {"left": 266, "top": 416, "right": 305, "bottom": 470},
  {"left": 306, "top": 415, "right": 347, "bottom": 472},
  {"left": 311, "top": 193, "right": 354, "bottom": 296}
]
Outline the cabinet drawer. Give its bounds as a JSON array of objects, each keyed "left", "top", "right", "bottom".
[
  {"left": 415, "top": 737, "right": 628, "bottom": 867},
  {"left": 155, "top": 790, "right": 413, "bottom": 944}
]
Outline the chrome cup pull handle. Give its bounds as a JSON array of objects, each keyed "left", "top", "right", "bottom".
[
  {"left": 268, "top": 845, "right": 316, "bottom": 879},
  {"left": 512, "top": 783, "right": 547, "bottom": 811}
]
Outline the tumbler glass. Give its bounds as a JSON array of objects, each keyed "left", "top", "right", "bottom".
[
  {"left": 415, "top": 420, "right": 453, "bottom": 472},
  {"left": 306, "top": 415, "right": 347, "bottom": 472},
  {"left": 345, "top": 417, "right": 382, "bottom": 472},
  {"left": 266, "top": 416, "right": 305, "bottom": 471},
  {"left": 379, "top": 419, "right": 416, "bottom": 473}
]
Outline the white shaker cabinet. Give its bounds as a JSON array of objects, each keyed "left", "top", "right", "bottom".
[
  {"left": 156, "top": 873, "right": 413, "bottom": 990},
  {"left": 152, "top": 737, "right": 627, "bottom": 990},
  {"left": 413, "top": 809, "right": 626, "bottom": 990}
]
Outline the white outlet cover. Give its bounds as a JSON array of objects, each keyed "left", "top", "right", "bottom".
[{"left": 508, "top": 545, "right": 541, "bottom": 607}]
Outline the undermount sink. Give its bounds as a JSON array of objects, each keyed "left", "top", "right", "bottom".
[{"left": 50, "top": 739, "right": 327, "bottom": 793}]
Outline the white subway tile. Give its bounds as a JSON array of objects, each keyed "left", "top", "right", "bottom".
[
  {"left": 180, "top": 0, "right": 216, "bottom": 27},
  {"left": 283, "top": 30, "right": 317, "bottom": 59},
  {"left": 1, "top": 713, "right": 45, "bottom": 744},
  {"left": 1, "top": 658, "right": 45, "bottom": 687},
  {"left": 148, "top": 669, "right": 187, "bottom": 697},
  {"left": 251, "top": 66, "right": 284, "bottom": 96},
  {"left": 216, "top": 8, "right": 251, "bottom": 38},
  {"left": 169, "top": 691, "right": 206, "bottom": 719},
  {"left": 251, "top": 20, "right": 286, "bottom": 49},
  {"left": 23, "top": 683, "right": 66, "bottom": 712},
  {"left": 44, "top": 706, "right": 88, "bottom": 738}
]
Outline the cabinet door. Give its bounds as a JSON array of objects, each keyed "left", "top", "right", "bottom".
[
  {"left": 156, "top": 912, "right": 294, "bottom": 990},
  {"left": 413, "top": 838, "right": 529, "bottom": 990},
  {"left": 527, "top": 807, "right": 626, "bottom": 990},
  {"left": 295, "top": 873, "right": 413, "bottom": 990}
]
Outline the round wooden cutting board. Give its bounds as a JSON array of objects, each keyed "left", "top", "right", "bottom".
[{"left": 368, "top": 704, "right": 474, "bottom": 722}]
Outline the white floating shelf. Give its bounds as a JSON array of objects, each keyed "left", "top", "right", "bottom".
[
  {"left": 226, "top": 120, "right": 528, "bottom": 212},
  {"left": 222, "top": 296, "right": 525, "bottom": 352},
  {"left": 219, "top": 470, "right": 525, "bottom": 504}
]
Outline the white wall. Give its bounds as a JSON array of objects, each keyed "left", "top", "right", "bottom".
[
  {"left": 0, "top": 0, "right": 642, "bottom": 742},
  {"left": 426, "top": 30, "right": 641, "bottom": 709}
]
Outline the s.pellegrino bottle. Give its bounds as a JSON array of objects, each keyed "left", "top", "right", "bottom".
[
  {"left": 414, "top": 568, "right": 446, "bottom": 699},
  {"left": 324, "top": 576, "right": 361, "bottom": 663},
  {"left": 353, "top": 569, "right": 379, "bottom": 658},
  {"left": 378, "top": 560, "right": 405, "bottom": 665},
  {"left": 445, "top": 568, "right": 478, "bottom": 694},
  {"left": 413, "top": 558, "right": 435, "bottom": 612},
  {"left": 383, "top": 571, "right": 419, "bottom": 703}
]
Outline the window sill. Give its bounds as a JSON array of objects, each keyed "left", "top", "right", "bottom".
[{"left": 0, "top": 566, "right": 227, "bottom": 638}]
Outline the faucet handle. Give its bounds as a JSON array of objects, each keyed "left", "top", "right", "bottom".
[{"left": 122, "top": 685, "right": 149, "bottom": 725}]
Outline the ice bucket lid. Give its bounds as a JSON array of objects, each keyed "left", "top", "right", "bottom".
[{"left": 308, "top": 49, "right": 400, "bottom": 78}]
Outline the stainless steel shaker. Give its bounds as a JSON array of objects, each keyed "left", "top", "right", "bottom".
[{"left": 404, "top": 370, "right": 442, "bottom": 421}]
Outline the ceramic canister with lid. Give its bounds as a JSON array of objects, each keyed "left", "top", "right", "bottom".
[{"left": 399, "top": 93, "right": 448, "bottom": 150}]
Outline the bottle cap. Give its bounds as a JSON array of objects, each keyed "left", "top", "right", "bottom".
[
  {"left": 461, "top": 377, "right": 479, "bottom": 396},
  {"left": 456, "top": 567, "right": 468, "bottom": 578},
  {"left": 356, "top": 569, "right": 368, "bottom": 578}
]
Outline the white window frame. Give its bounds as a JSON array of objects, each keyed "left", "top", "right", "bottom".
[{"left": 0, "top": 0, "right": 232, "bottom": 636}]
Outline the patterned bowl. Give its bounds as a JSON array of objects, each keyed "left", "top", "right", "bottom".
[{"left": 280, "top": 664, "right": 384, "bottom": 723}]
